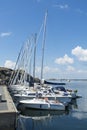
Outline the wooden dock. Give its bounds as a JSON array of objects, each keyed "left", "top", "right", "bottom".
[{"left": 0, "top": 85, "right": 18, "bottom": 130}]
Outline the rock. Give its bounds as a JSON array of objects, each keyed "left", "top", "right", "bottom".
[{"left": 0, "top": 67, "right": 40, "bottom": 85}]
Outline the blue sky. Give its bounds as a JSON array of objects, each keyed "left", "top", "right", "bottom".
[{"left": 0, "top": 0, "right": 87, "bottom": 79}]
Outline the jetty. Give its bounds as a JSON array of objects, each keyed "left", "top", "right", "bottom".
[{"left": 0, "top": 85, "right": 18, "bottom": 130}]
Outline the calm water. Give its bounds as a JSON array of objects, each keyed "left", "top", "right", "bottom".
[{"left": 16, "top": 81, "right": 87, "bottom": 130}]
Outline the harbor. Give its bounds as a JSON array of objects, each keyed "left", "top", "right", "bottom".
[
  {"left": 0, "top": 85, "right": 18, "bottom": 130},
  {"left": 0, "top": 72, "right": 85, "bottom": 130},
  {"left": 13, "top": 81, "right": 87, "bottom": 130},
  {"left": 0, "top": 1, "right": 87, "bottom": 130}
]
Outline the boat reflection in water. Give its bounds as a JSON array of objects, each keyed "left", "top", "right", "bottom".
[
  {"left": 17, "top": 109, "right": 69, "bottom": 130},
  {"left": 70, "top": 98, "right": 78, "bottom": 109},
  {"left": 16, "top": 99, "right": 78, "bottom": 130},
  {"left": 19, "top": 108, "right": 69, "bottom": 117}
]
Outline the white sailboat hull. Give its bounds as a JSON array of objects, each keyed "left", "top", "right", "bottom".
[{"left": 14, "top": 93, "right": 71, "bottom": 103}]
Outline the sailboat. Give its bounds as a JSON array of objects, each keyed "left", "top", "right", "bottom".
[
  {"left": 13, "top": 11, "right": 72, "bottom": 105},
  {"left": 8, "top": 33, "right": 39, "bottom": 95},
  {"left": 16, "top": 12, "right": 71, "bottom": 112}
]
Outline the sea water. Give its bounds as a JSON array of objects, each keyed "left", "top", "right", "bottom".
[{"left": 16, "top": 81, "right": 87, "bottom": 130}]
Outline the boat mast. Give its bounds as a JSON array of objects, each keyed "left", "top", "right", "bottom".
[
  {"left": 33, "top": 33, "right": 37, "bottom": 84},
  {"left": 41, "top": 11, "right": 47, "bottom": 83}
]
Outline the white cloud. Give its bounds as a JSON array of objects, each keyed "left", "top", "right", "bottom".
[
  {"left": 66, "top": 65, "right": 75, "bottom": 72},
  {"left": 78, "top": 69, "right": 87, "bottom": 73},
  {"left": 4, "top": 60, "right": 16, "bottom": 69},
  {"left": 72, "top": 46, "right": 87, "bottom": 61},
  {"left": 35, "top": 65, "right": 87, "bottom": 79},
  {"left": 55, "top": 54, "right": 74, "bottom": 64},
  {"left": 35, "top": 66, "right": 41, "bottom": 73},
  {"left": 43, "top": 66, "right": 50, "bottom": 73},
  {"left": 35, "top": 66, "right": 61, "bottom": 79},
  {"left": 0, "top": 32, "right": 12, "bottom": 37},
  {"left": 53, "top": 4, "right": 69, "bottom": 9},
  {"left": 35, "top": 66, "right": 60, "bottom": 75},
  {"left": 44, "top": 66, "right": 60, "bottom": 73},
  {"left": 75, "top": 8, "right": 87, "bottom": 16},
  {"left": 75, "top": 9, "right": 83, "bottom": 14}
]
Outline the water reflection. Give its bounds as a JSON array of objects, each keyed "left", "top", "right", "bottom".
[
  {"left": 19, "top": 108, "right": 69, "bottom": 117},
  {"left": 17, "top": 99, "right": 87, "bottom": 130},
  {"left": 16, "top": 99, "right": 79, "bottom": 130},
  {"left": 17, "top": 109, "right": 69, "bottom": 130},
  {"left": 70, "top": 99, "right": 78, "bottom": 109},
  {"left": 16, "top": 81, "right": 87, "bottom": 130},
  {"left": 71, "top": 98, "right": 87, "bottom": 120}
]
